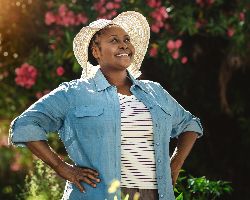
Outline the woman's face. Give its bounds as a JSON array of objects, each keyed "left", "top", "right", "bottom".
[{"left": 92, "top": 25, "right": 135, "bottom": 72}]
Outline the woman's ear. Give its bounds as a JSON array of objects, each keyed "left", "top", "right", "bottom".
[{"left": 92, "top": 46, "right": 100, "bottom": 60}]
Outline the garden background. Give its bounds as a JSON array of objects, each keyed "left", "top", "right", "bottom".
[{"left": 0, "top": 0, "right": 249, "bottom": 199}]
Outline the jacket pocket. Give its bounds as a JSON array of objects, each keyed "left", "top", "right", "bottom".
[{"left": 74, "top": 105, "right": 104, "bottom": 118}]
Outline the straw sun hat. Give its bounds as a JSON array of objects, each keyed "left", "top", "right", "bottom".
[{"left": 73, "top": 11, "right": 150, "bottom": 79}]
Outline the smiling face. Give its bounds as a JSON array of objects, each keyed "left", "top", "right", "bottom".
[{"left": 90, "top": 25, "right": 135, "bottom": 72}]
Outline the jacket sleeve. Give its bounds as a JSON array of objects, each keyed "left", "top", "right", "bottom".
[
  {"left": 156, "top": 83, "right": 203, "bottom": 139},
  {"left": 9, "top": 83, "right": 70, "bottom": 147}
]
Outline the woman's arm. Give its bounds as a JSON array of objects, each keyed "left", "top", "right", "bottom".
[
  {"left": 26, "top": 140, "right": 101, "bottom": 193},
  {"left": 170, "top": 131, "right": 198, "bottom": 186}
]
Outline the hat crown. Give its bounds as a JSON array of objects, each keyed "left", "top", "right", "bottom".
[{"left": 89, "top": 19, "right": 111, "bottom": 29}]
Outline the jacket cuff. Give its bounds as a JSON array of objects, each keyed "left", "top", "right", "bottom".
[{"left": 9, "top": 123, "right": 48, "bottom": 147}]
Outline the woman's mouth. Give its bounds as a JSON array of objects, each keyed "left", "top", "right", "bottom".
[{"left": 115, "top": 53, "right": 132, "bottom": 58}]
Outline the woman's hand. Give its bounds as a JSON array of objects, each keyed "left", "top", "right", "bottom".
[
  {"left": 54, "top": 162, "right": 101, "bottom": 193},
  {"left": 25, "top": 141, "right": 100, "bottom": 193}
]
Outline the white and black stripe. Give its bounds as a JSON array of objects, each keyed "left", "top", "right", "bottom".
[{"left": 118, "top": 93, "right": 158, "bottom": 189}]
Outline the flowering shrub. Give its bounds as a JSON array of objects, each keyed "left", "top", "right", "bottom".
[
  {"left": 93, "top": 0, "right": 122, "bottom": 19},
  {"left": 0, "top": 0, "right": 248, "bottom": 117},
  {"left": 45, "top": 4, "right": 88, "bottom": 26},
  {"left": 15, "top": 63, "right": 38, "bottom": 89}
]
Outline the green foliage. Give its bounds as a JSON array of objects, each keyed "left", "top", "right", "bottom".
[
  {"left": 16, "top": 160, "right": 65, "bottom": 200},
  {"left": 175, "top": 170, "right": 232, "bottom": 200},
  {"left": 17, "top": 161, "right": 232, "bottom": 200}
]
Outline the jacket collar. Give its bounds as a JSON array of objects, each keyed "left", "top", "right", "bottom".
[{"left": 93, "top": 68, "right": 148, "bottom": 93}]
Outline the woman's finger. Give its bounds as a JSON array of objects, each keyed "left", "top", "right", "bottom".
[
  {"left": 86, "top": 173, "right": 101, "bottom": 183},
  {"left": 74, "top": 180, "right": 85, "bottom": 193},
  {"left": 79, "top": 175, "right": 97, "bottom": 188},
  {"left": 82, "top": 168, "right": 99, "bottom": 176}
]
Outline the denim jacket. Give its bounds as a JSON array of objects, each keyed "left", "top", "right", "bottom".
[{"left": 9, "top": 68, "right": 203, "bottom": 200}]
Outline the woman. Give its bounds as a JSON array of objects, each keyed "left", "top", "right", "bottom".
[{"left": 9, "top": 11, "right": 203, "bottom": 200}]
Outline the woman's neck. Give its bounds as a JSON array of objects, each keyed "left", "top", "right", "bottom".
[{"left": 100, "top": 68, "right": 131, "bottom": 87}]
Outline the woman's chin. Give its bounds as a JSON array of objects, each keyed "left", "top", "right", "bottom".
[{"left": 117, "top": 61, "right": 132, "bottom": 69}]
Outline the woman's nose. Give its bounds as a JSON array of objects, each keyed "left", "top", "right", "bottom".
[{"left": 119, "top": 41, "right": 128, "bottom": 49}]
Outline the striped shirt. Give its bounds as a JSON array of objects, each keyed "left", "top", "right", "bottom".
[{"left": 118, "top": 93, "right": 158, "bottom": 189}]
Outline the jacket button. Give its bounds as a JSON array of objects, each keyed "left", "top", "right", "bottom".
[
  {"left": 157, "top": 159, "right": 161, "bottom": 163},
  {"left": 160, "top": 194, "right": 164, "bottom": 198},
  {"left": 158, "top": 176, "right": 162, "bottom": 179},
  {"left": 156, "top": 142, "right": 160, "bottom": 146}
]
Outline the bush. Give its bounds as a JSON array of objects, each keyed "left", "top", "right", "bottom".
[
  {"left": 175, "top": 170, "right": 232, "bottom": 200},
  {"left": 16, "top": 160, "right": 65, "bottom": 200},
  {"left": 18, "top": 161, "right": 232, "bottom": 200}
]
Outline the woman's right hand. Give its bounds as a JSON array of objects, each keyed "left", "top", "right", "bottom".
[{"left": 54, "top": 162, "right": 101, "bottom": 193}]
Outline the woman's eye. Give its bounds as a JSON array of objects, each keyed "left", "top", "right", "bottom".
[
  {"left": 125, "top": 38, "right": 130, "bottom": 42},
  {"left": 111, "top": 38, "right": 118, "bottom": 42}
]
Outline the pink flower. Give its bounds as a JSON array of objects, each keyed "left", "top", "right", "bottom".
[
  {"left": 110, "top": 10, "right": 117, "bottom": 17},
  {"left": 56, "top": 66, "right": 65, "bottom": 76},
  {"left": 151, "top": 10, "right": 162, "bottom": 21},
  {"left": 196, "top": 0, "right": 206, "bottom": 7},
  {"left": 147, "top": 0, "right": 161, "bottom": 8},
  {"left": 181, "top": 56, "right": 188, "bottom": 64},
  {"left": 76, "top": 13, "right": 88, "bottom": 25},
  {"left": 167, "top": 39, "right": 183, "bottom": 55},
  {"left": 49, "top": 43, "right": 56, "bottom": 50},
  {"left": 94, "top": 1, "right": 104, "bottom": 11},
  {"left": 227, "top": 27, "right": 235, "bottom": 37},
  {"left": 10, "top": 152, "right": 22, "bottom": 172},
  {"left": 45, "top": 12, "right": 56, "bottom": 25},
  {"left": 43, "top": 89, "right": 51, "bottom": 95},
  {"left": 196, "top": 0, "right": 213, "bottom": 7},
  {"left": 15, "top": 63, "right": 38, "bottom": 89},
  {"left": 151, "top": 24, "right": 160, "bottom": 33},
  {"left": 239, "top": 12, "right": 245, "bottom": 21},
  {"left": 36, "top": 89, "right": 51, "bottom": 99},
  {"left": 58, "top": 4, "right": 68, "bottom": 17},
  {"left": 62, "top": 11, "right": 76, "bottom": 26},
  {"left": 36, "top": 92, "right": 43, "bottom": 99},
  {"left": 166, "top": 40, "right": 175, "bottom": 51},
  {"left": 155, "top": 20, "right": 164, "bottom": 28},
  {"left": 159, "top": 7, "right": 168, "bottom": 19},
  {"left": 11, "top": 162, "right": 22, "bottom": 171},
  {"left": 113, "top": 3, "right": 121, "bottom": 9},
  {"left": 207, "top": 0, "right": 214, "bottom": 5},
  {"left": 171, "top": 51, "right": 179, "bottom": 59},
  {"left": 99, "top": 7, "right": 107, "bottom": 15},
  {"left": 149, "top": 46, "right": 158, "bottom": 57},
  {"left": 106, "top": 2, "right": 114, "bottom": 10},
  {"left": 175, "top": 39, "right": 182, "bottom": 49}
]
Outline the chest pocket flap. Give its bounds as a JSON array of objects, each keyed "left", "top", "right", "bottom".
[{"left": 74, "top": 105, "right": 104, "bottom": 117}]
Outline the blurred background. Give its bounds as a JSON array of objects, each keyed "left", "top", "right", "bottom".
[{"left": 0, "top": 0, "right": 249, "bottom": 199}]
